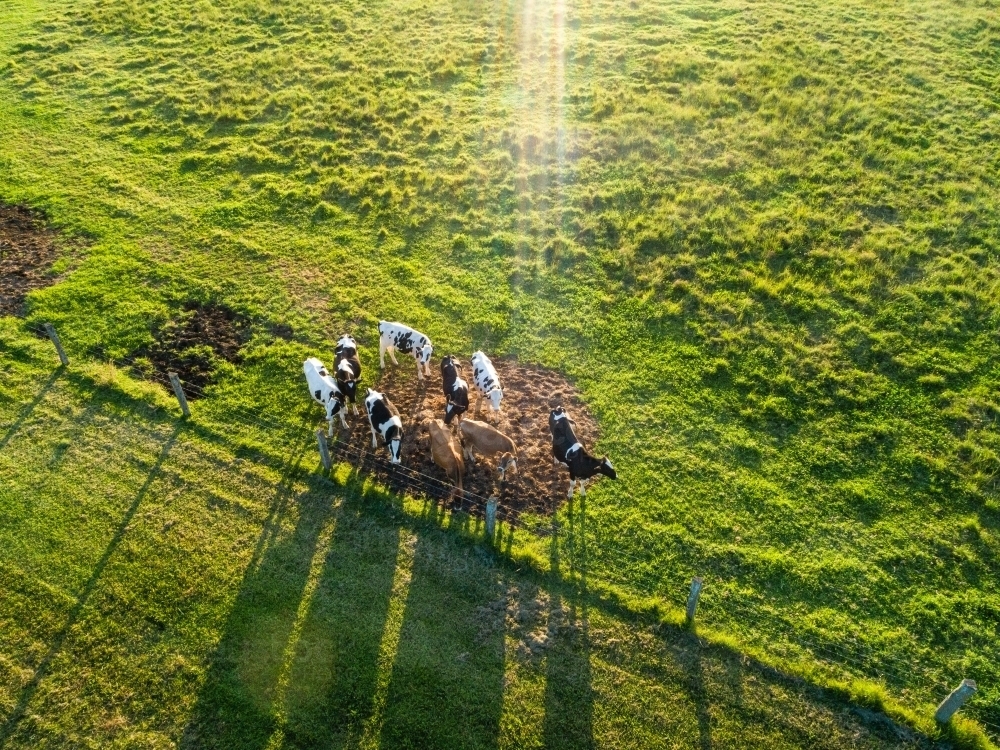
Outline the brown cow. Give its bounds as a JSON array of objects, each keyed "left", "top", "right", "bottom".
[
  {"left": 427, "top": 419, "right": 464, "bottom": 499},
  {"left": 458, "top": 419, "right": 517, "bottom": 481}
]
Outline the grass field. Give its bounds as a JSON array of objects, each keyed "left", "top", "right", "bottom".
[
  {"left": 1, "top": 325, "right": 938, "bottom": 748},
  {"left": 1, "top": 0, "right": 999, "bottom": 745}
]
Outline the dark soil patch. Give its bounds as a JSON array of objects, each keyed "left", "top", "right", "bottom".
[
  {"left": 0, "top": 204, "right": 65, "bottom": 316},
  {"left": 133, "top": 302, "right": 249, "bottom": 396},
  {"left": 326, "top": 357, "right": 602, "bottom": 520}
]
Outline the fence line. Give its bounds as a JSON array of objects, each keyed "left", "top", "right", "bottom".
[{"left": 11, "top": 319, "right": 997, "bottom": 739}]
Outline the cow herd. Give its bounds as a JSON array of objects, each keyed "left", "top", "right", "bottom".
[{"left": 304, "top": 320, "right": 618, "bottom": 500}]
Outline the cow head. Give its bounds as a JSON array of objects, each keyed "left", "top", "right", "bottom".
[
  {"left": 488, "top": 388, "right": 503, "bottom": 412},
  {"left": 599, "top": 457, "right": 617, "bottom": 479},
  {"left": 336, "top": 334, "right": 357, "bottom": 352},
  {"left": 499, "top": 452, "right": 517, "bottom": 481},
  {"left": 419, "top": 343, "right": 433, "bottom": 371},
  {"left": 387, "top": 426, "right": 403, "bottom": 464}
]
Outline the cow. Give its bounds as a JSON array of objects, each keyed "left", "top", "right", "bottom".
[
  {"left": 441, "top": 355, "right": 470, "bottom": 425},
  {"left": 364, "top": 388, "right": 403, "bottom": 463},
  {"left": 549, "top": 406, "right": 616, "bottom": 498},
  {"left": 426, "top": 418, "right": 464, "bottom": 500},
  {"left": 378, "top": 321, "right": 433, "bottom": 380},
  {"left": 458, "top": 419, "right": 517, "bottom": 481},
  {"left": 334, "top": 334, "right": 362, "bottom": 416},
  {"left": 303, "top": 357, "right": 348, "bottom": 436},
  {"left": 471, "top": 350, "right": 503, "bottom": 414}
]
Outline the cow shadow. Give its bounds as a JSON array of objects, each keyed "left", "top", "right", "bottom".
[
  {"left": 541, "top": 497, "right": 596, "bottom": 750},
  {"left": 375, "top": 530, "right": 506, "bottom": 750},
  {"left": 179, "top": 444, "right": 332, "bottom": 750},
  {"left": 277, "top": 492, "right": 407, "bottom": 746}
]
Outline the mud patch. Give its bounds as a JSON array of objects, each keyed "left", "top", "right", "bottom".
[
  {"left": 326, "top": 356, "right": 602, "bottom": 519},
  {"left": 132, "top": 302, "right": 249, "bottom": 395},
  {"left": 0, "top": 204, "right": 66, "bottom": 316}
]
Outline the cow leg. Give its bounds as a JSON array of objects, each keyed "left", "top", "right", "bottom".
[
  {"left": 353, "top": 404, "right": 360, "bottom": 416},
  {"left": 379, "top": 339, "right": 387, "bottom": 368},
  {"left": 339, "top": 410, "right": 349, "bottom": 429},
  {"left": 327, "top": 417, "right": 334, "bottom": 438},
  {"left": 370, "top": 425, "right": 378, "bottom": 448},
  {"left": 415, "top": 358, "right": 423, "bottom": 380},
  {"left": 579, "top": 479, "right": 587, "bottom": 496},
  {"left": 389, "top": 347, "right": 399, "bottom": 366},
  {"left": 567, "top": 479, "right": 575, "bottom": 499}
]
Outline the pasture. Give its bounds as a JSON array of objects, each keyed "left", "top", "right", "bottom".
[{"left": 1, "top": 0, "right": 999, "bottom": 745}]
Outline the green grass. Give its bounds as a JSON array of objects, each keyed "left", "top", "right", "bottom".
[
  {"left": 1, "top": 0, "right": 999, "bottom": 743},
  {"left": 0, "top": 326, "right": 933, "bottom": 748}
]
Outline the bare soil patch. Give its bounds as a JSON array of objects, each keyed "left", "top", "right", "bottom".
[
  {"left": 0, "top": 204, "right": 64, "bottom": 316},
  {"left": 327, "top": 356, "right": 602, "bottom": 519},
  {"left": 132, "top": 302, "right": 249, "bottom": 395}
]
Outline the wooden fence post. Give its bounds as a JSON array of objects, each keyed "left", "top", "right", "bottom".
[
  {"left": 934, "top": 679, "right": 977, "bottom": 723},
  {"left": 167, "top": 372, "right": 191, "bottom": 418},
  {"left": 686, "top": 577, "right": 704, "bottom": 625},
  {"left": 316, "top": 429, "right": 332, "bottom": 472},
  {"left": 44, "top": 323, "right": 68, "bottom": 366},
  {"left": 485, "top": 497, "right": 498, "bottom": 540}
]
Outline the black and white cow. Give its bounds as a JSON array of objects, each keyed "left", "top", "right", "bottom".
[
  {"left": 334, "top": 334, "right": 362, "bottom": 416},
  {"left": 549, "top": 406, "right": 617, "bottom": 498},
  {"left": 471, "top": 350, "right": 503, "bottom": 413},
  {"left": 441, "top": 355, "right": 470, "bottom": 425},
  {"left": 378, "top": 321, "right": 433, "bottom": 380},
  {"left": 364, "top": 388, "right": 403, "bottom": 464},
  {"left": 304, "top": 357, "right": 348, "bottom": 436}
]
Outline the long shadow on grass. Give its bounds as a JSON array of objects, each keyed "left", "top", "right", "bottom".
[
  {"left": 178, "top": 441, "right": 329, "bottom": 750},
  {"left": 0, "top": 422, "right": 179, "bottom": 748},
  {"left": 0, "top": 368, "right": 60, "bottom": 452},
  {"left": 375, "top": 527, "right": 506, "bottom": 750},
  {"left": 541, "top": 497, "right": 595, "bottom": 750},
  {"left": 277, "top": 478, "right": 405, "bottom": 747}
]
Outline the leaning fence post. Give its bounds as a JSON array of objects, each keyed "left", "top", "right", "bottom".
[
  {"left": 44, "top": 323, "right": 69, "bottom": 366},
  {"left": 686, "top": 577, "right": 704, "bottom": 625},
  {"left": 316, "top": 429, "right": 332, "bottom": 472},
  {"left": 167, "top": 372, "right": 191, "bottom": 418},
  {"left": 485, "top": 497, "right": 499, "bottom": 541},
  {"left": 934, "top": 679, "right": 977, "bottom": 723}
]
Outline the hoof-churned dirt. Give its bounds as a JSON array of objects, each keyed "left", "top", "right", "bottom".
[
  {"left": 0, "top": 204, "right": 65, "bottom": 316},
  {"left": 326, "top": 356, "right": 602, "bottom": 519},
  {"left": 132, "top": 302, "right": 249, "bottom": 395}
]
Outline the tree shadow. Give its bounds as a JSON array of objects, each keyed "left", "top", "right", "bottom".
[
  {"left": 0, "top": 368, "right": 60, "bottom": 452},
  {"left": 375, "top": 531, "right": 506, "bottom": 750},
  {"left": 541, "top": 498, "right": 595, "bottom": 750},
  {"left": 0, "top": 421, "right": 180, "bottom": 748},
  {"left": 178, "top": 440, "right": 330, "bottom": 750}
]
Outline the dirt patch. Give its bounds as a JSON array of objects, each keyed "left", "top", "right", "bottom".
[
  {"left": 0, "top": 204, "right": 65, "bottom": 316},
  {"left": 327, "top": 356, "right": 602, "bottom": 519},
  {"left": 132, "top": 302, "right": 249, "bottom": 395}
]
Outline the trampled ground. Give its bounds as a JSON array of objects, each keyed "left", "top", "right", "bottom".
[
  {"left": 1, "top": 0, "right": 999, "bottom": 745},
  {"left": 327, "top": 356, "right": 601, "bottom": 519}
]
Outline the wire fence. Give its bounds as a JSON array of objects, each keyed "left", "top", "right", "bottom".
[{"left": 11, "top": 317, "right": 999, "bottom": 742}]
